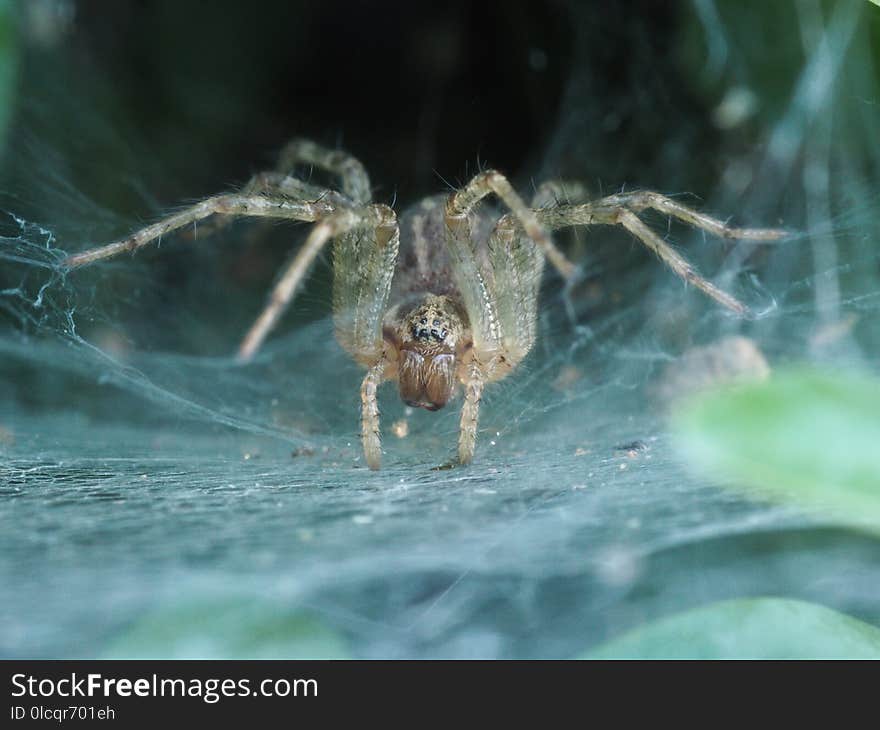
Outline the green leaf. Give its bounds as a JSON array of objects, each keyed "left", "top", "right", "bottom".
[
  {"left": 583, "top": 598, "right": 880, "bottom": 659},
  {"left": 674, "top": 368, "right": 880, "bottom": 529},
  {"left": 102, "top": 599, "right": 350, "bottom": 659}
]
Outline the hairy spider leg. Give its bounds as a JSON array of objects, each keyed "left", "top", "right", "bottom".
[
  {"left": 185, "top": 137, "right": 371, "bottom": 238},
  {"left": 277, "top": 138, "right": 372, "bottom": 205},
  {"left": 234, "top": 202, "right": 398, "bottom": 470},
  {"left": 457, "top": 359, "right": 485, "bottom": 466},
  {"left": 444, "top": 169, "right": 573, "bottom": 464},
  {"left": 62, "top": 192, "right": 387, "bottom": 361},
  {"left": 62, "top": 194, "right": 335, "bottom": 269},
  {"left": 360, "top": 358, "right": 387, "bottom": 471},
  {"left": 533, "top": 192, "right": 788, "bottom": 317},
  {"left": 61, "top": 187, "right": 395, "bottom": 363},
  {"left": 62, "top": 136, "right": 385, "bottom": 360},
  {"left": 237, "top": 204, "right": 398, "bottom": 361},
  {"left": 602, "top": 191, "right": 788, "bottom": 241},
  {"left": 447, "top": 170, "right": 575, "bottom": 280},
  {"left": 485, "top": 217, "right": 545, "bottom": 368},
  {"left": 327, "top": 209, "right": 400, "bottom": 470}
]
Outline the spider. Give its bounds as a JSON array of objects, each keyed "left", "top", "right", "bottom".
[{"left": 63, "top": 139, "right": 785, "bottom": 470}]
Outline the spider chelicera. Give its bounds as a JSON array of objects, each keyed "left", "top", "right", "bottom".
[{"left": 64, "top": 139, "right": 785, "bottom": 469}]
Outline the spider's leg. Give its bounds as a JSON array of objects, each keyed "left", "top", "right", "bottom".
[
  {"left": 485, "top": 219, "right": 545, "bottom": 369},
  {"left": 331, "top": 210, "right": 400, "bottom": 365},
  {"left": 333, "top": 206, "right": 399, "bottom": 470},
  {"left": 277, "top": 139, "right": 371, "bottom": 205},
  {"left": 237, "top": 199, "right": 398, "bottom": 470},
  {"left": 238, "top": 204, "right": 396, "bottom": 361},
  {"left": 179, "top": 173, "right": 345, "bottom": 241},
  {"left": 444, "top": 171, "right": 556, "bottom": 464},
  {"left": 63, "top": 194, "right": 333, "bottom": 269},
  {"left": 361, "top": 357, "right": 387, "bottom": 470},
  {"left": 601, "top": 191, "right": 788, "bottom": 241},
  {"left": 458, "top": 359, "right": 486, "bottom": 466},
  {"left": 175, "top": 137, "right": 369, "bottom": 241},
  {"left": 533, "top": 202, "right": 752, "bottom": 316},
  {"left": 447, "top": 170, "right": 575, "bottom": 280},
  {"left": 169, "top": 137, "right": 370, "bottom": 242},
  {"left": 528, "top": 180, "right": 598, "bottom": 322},
  {"left": 615, "top": 209, "right": 750, "bottom": 315}
]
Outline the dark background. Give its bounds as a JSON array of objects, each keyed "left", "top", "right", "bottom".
[{"left": 9, "top": 0, "right": 719, "bottom": 204}]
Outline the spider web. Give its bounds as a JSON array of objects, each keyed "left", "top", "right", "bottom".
[{"left": 2, "top": 1, "right": 880, "bottom": 658}]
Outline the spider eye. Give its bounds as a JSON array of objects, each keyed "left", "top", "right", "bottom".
[
  {"left": 432, "top": 319, "right": 441, "bottom": 327},
  {"left": 420, "top": 317, "right": 428, "bottom": 325}
]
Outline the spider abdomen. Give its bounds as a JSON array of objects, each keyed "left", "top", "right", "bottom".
[
  {"left": 393, "top": 193, "right": 498, "bottom": 303},
  {"left": 390, "top": 195, "right": 459, "bottom": 301}
]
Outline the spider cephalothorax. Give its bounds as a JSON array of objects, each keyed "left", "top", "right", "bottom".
[
  {"left": 390, "top": 294, "right": 467, "bottom": 411},
  {"left": 63, "top": 139, "right": 786, "bottom": 470}
]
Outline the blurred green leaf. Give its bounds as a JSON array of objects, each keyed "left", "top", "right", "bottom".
[
  {"left": 674, "top": 368, "right": 880, "bottom": 529},
  {"left": 584, "top": 598, "right": 880, "bottom": 658},
  {"left": 102, "top": 599, "right": 350, "bottom": 659},
  {"left": 0, "top": 0, "right": 18, "bottom": 152}
]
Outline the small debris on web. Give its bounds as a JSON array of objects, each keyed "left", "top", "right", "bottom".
[
  {"left": 613, "top": 440, "right": 650, "bottom": 459},
  {"left": 391, "top": 419, "right": 409, "bottom": 438}
]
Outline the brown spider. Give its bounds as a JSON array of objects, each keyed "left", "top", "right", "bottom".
[{"left": 63, "top": 139, "right": 785, "bottom": 469}]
